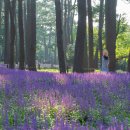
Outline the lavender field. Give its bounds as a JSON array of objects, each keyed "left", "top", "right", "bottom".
[{"left": 0, "top": 68, "right": 130, "bottom": 130}]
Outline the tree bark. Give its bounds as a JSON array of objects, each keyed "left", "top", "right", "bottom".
[
  {"left": 83, "top": 38, "right": 89, "bottom": 71},
  {"left": 0, "top": 0, "right": 4, "bottom": 62},
  {"left": 55, "top": 0, "right": 66, "bottom": 73},
  {"left": 87, "top": 0, "right": 94, "bottom": 69},
  {"left": 0, "top": 0, "right": 2, "bottom": 28},
  {"left": 98, "top": 0, "right": 104, "bottom": 69},
  {"left": 63, "top": 0, "right": 67, "bottom": 51},
  {"left": 94, "top": 46, "right": 98, "bottom": 69},
  {"left": 83, "top": 12, "right": 89, "bottom": 72},
  {"left": 4, "top": 0, "right": 10, "bottom": 64},
  {"left": 73, "top": 0, "right": 86, "bottom": 73},
  {"left": 105, "top": 0, "right": 117, "bottom": 71},
  {"left": 8, "top": 0, "right": 16, "bottom": 69},
  {"left": 70, "top": 0, "right": 76, "bottom": 45},
  {"left": 18, "top": 0, "right": 25, "bottom": 70},
  {"left": 26, "top": 0, "right": 36, "bottom": 71},
  {"left": 28, "top": 0, "right": 36, "bottom": 71},
  {"left": 24, "top": 0, "right": 28, "bottom": 65},
  {"left": 66, "top": 0, "right": 71, "bottom": 45},
  {"left": 15, "top": 14, "right": 19, "bottom": 64},
  {"left": 26, "top": 0, "right": 31, "bottom": 68}
]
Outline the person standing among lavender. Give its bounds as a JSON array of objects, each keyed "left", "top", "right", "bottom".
[{"left": 101, "top": 50, "right": 109, "bottom": 72}]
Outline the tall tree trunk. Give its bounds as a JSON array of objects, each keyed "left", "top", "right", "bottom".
[
  {"left": 98, "top": 0, "right": 104, "bottom": 69},
  {"left": 28, "top": 0, "right": 36, "bottom": 71},
  {"left": 24, "top": 0, "right": 28, "bottom": 65},
  {"left": 70, "top": 0, "right": 76, "bottom": 45},
  {"left": 15, "top": 14, "right": 19, "bottom": 64},
  {"left": 0, "top": 0, "right": 4, "bottom": 62},
  {"left": 48, "top": 30, "right": 52, "bottom": 64},
  {"left": 63, "top": 0, "right": 67, "bottom": 51},
  {"left": 83, "top": 12, "right": 89, "bottom": 71},
  {"left": 94, "top": 46, "right": 98, "bottom": 69},
  {"left": 83, "top": 39, "right": 89, "bottom": 71},
  {"left": 73, "top": 0, "right": 86, "bottom": 73},
  {"left": 54, "top": 37, "right": 57, "bottom": 64},
  {"left": 18, "top": 0, "right": 25, "bottom": 70},
  {"left": 26, "top": 0, "right": 36, "bottom": 71},
  {"left": 4, "top": 0, "right": 10, "bottom": 64},
  {"left": 26, "top": 0, "right": 31, "bottom": 68},
  {"left": 0, "top": 0, "right": 2, "bottom": 28},
  {"left": 63, "top": 0, "right": 71, "bottom": 50},
  {"left": 8, "top": 0, "right": 16, "bottom": 69},
  {"left": 41, "top": 26, "right": 46, "bottom": 63},
  {"left": 55, "top": 0, "right": 66, "bottom": 73},
  {"left": 45, "top": 45, "right": 48, "bottom": 63},
  {"left": 105, "top": 0, "right": 117, "bottom": 72},
  {"left": 66, "top": 0, "right": 71, "bottom": 45},
  {"left": 87, "top": 0, "right": 94, "bottom": 69}
]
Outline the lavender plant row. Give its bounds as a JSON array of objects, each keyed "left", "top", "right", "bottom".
[{"left": 0, "top": 68, "right": 130, "bottom": 129}]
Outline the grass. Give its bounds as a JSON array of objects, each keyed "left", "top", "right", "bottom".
[{"left": 37, "top": 68, "right": 59, "bottom": 73}]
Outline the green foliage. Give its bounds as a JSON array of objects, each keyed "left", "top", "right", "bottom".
[
  {"left": 116, "top": 32, "right": 130, "bottom": 59},
  {"left": 36, "top": 0, "right": 56, "bottom": 64},
  {"left": 66, "top": 44, "right": 75, "bottom": 66}
]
